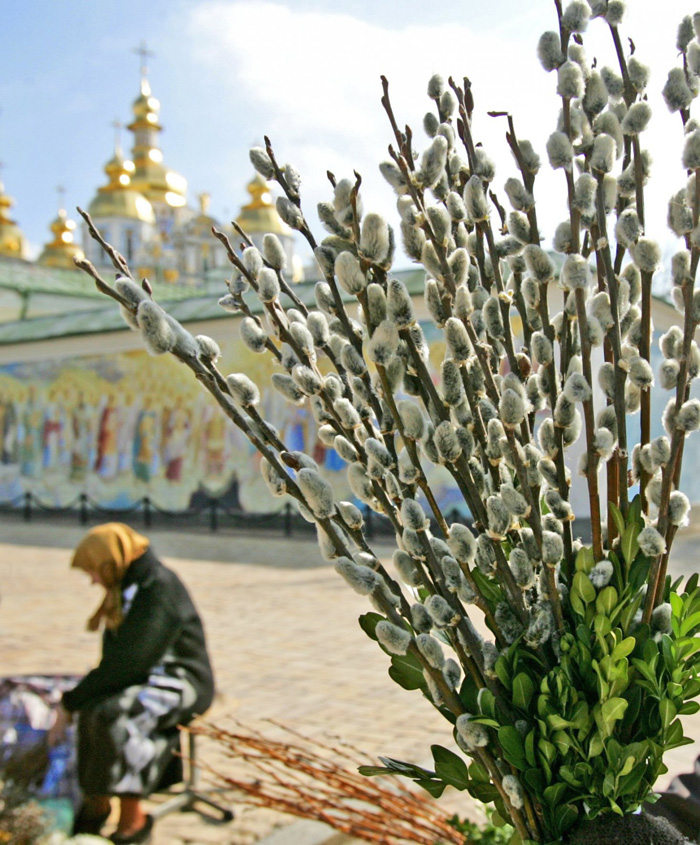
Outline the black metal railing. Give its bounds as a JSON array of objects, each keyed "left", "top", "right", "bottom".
[{"left": 0, "top": 491, "right": 473, "bottom": 539}]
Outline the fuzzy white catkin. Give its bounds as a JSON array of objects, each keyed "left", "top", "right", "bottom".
[
  {"left": 226, "top": 373, "right": 261, "bottom": 407},
  {"left": 397, "top": 400, "right": 426, "bottom": 441},
  {"left": 136, "top": 300, "right": 174, "bottom": 355},
  {"left": 677, "top": 399, "right": 700, "bottom": 431},
  {"left": 195, "top": 335, "right": 221, "bottom": 363},
  {"left": 621, "top": 102, "right": 652, "bottom": 135},
  {"left": 249, "top": 146, "right": 274, "bottom": 178},
  {"left": 669, "top": 491, "right": 691, "bottom": 527},
  {"left": 335, "top": 557, "right": 380, "bottom": 595},
  {"left": 684, "top": 131, "right": 700, "bottom": 174},
  {"left": 538, "top": 31, "right": 564, "bottom": 71},
  {"left": 591, "top": 133, "right": 616, "bottom": 173},
  {"left": 560, "top": 254, "right": 591, "bottom": 290},
  {"left": 562, "top": 0, "right": 589, "bottom": 31},
  {"left": 393, "top": 549, "right": 422, "bottom": 587},
  {"left": 500, "top": 389, "right": 527, "bottom": 429},
  {"left": 257, "top": 267, "right": 280, "bottom": 303},
  {"left": 115, "top": 276, "right": 147, "bottom": 314},
  {"left": 425, "top": 594, "right": 459, "bottom": 627},
  {"left": 334, "top": 252, "right": 366, "bottom": 296},
  {"left": 546, "top": 131, "right": 573, "bottom": 170},
  {"left": 638, "top": 525, "right": 667, "bottom": 557},
  {"left": 296, "top": 468, "right": 336, "bottom": 519},
  {"left": 415, "top": 633, "right": 445, "bottom": 669},
  {"left": 633, "top": 239, "right": 662, "bottom": 273},
  {"left": 447, "top": 523, "right": 477, "bottom": 562},
  {"left": 663, "top": 68, "right": 694, "bottom": 113},
  {"left": 464, "top": 175, "right": 489, "bottom": 221},
  {"left": 582, "top": 71, "right": 607, "bottom": 117},
  {"left": 557, "top": 60, "right": 584, "bottom": 99},
  {"left": 360, "top": 213, "right": 391, "bottom": 264},
  {"left": 262, "top": 234, "right": 287, "bottom": 270},
  {"left": 276, "top": 196, "right": 304, "bottom": 230},
  {"left": 387, "top": 278, "right": 415, "bottom": 328},
  {"left": 563, "top": 373, "right": 592, "bottom": 403},
  {"left": 504, "top": 178, "right": 534, "bottom": 212},
  {"left": 375, "top": 621, "right": 412, "bottom": 655},
  {"left": 401, "top": 498, "right": 429, "bottom": 531},
  {"left": 455, "top": 715, "right": 489, "bottom": 749},
  {"left": 502, "top": 774, "right": 524, "bottom": 809},
  {"left": 365, "top": 320, "right": 398, "bottom": 366},
  {"left": 347, "top": 462, "right": 374, "bottom": 503},
  {"left": 434, "top": 420, "right": 462, "bottom": 463},
  {"left": 419, "top": 135, "right": 449, "bottom": 189},
  {"left": 523, "top": 244, "right": 555, "bottom": 283},
  {"left": 261, "top": 459, "right": 287, "bottom": 497},
  {"left": 615, "top": 208, "right": 642, "bottom": 248}
]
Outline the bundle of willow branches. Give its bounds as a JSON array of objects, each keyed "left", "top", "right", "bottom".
[
  {"left": 76, "top": 2, "right": 700, "bottom": 842},
  {"left": 188, "top": 720, "right": 465, "bottom": 845}
]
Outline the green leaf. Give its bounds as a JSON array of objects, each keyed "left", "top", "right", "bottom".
[
  {"left": 495, "top": 655, "right": 512, "bottom": 691},
  {"left": 543, "top": 782, "right": 568, "bottom": 807},
  {"left": 472, "top": 569, "right": 503, "bottom": 604},
  {"left": 659, "top": 698, "right": 677, "bottom": 730},
  {"left": 608, "top": 501, "right": 625, "bottom": 539},
  {"left": 629, "top": 557, "right": 651, "bottom": 594},
  {"left": 596, "top": 586, "right": 618, "bottom": 616},
  {"left": 554, "top": 804, "right": 579, "bottom": 836},
  {"left": 415, "top": 778, "right": 447, "bottom": 798},
  {"left": 358, "top": 765, "right": 395, "bottom": 777},
  {"left": 388, "top": 652, "right": 425, "bottom": 691},
  {"left": 525, "top": 729, "right": 537, "bottom": 767},
  {"left": 575, "top": 545, "right": 595, "bottom": 574},
  {"left": 621, "top": 524, "right": 640, "bottom": 568},
  {"left": 512, "top": 672, "right": 535, "bottom": 711},
  {"left": 358, "top": 612, "right": 384, "bottom": 640},
  {"left": 601, "top": 697, "right": 629, "bottom": 728},
  {"left": 498, "top": 726, "right": 527, "bottom": 770},
  {"left": 479, "top": 688, "right": 497, "bottom": 720},
  {"left": 376, "top": 756, "right": 435, "bottom": 778},
  {"left": 431, "top": 745, "right": 470, "bottom": 791},
  {"left": 681, "top": 610, "right": 700, "bottom": 637},
  {"left": 611, "top": 636, "right": 636, "bottom": 662},
  {"left": 572, "top": 571, "right": 596, "bottom": 605},
  {"left": 628, "top": 494, "right": 642, "bottom": 527}
]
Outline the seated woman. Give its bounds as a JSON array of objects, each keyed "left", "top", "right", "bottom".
[{"left": 49, "top": 522, "right": 214, "bottom": 844}]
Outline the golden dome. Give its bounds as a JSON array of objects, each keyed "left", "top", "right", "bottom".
[
  {"left": 235, "top": 173, "right": 291, "bottom": 237},
  {"left": 88, "top": 151, "right": 155, "bottom": 224},
  {"left": 0, "top": 180, "right": 27, "bottom": 259},
  {"left": 37, "top": 208, "right": 84, "bottom": 269},
  {"left": 127, "top": 78, "right": 186, "bottom": 207}
]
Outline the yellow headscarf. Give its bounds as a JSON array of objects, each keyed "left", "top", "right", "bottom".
[{"left": 71, "top": 522, "right": 150, "bottom": 631}]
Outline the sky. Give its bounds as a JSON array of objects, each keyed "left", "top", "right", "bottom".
[{"left": 1, "top": 0, "right": 697, "bottom": 270}]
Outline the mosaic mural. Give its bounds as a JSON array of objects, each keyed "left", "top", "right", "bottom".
[{"left": 1, "top": 320, "right": 698, "bottom": 514}]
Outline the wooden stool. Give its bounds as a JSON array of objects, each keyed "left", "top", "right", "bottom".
[{"left": 150, "top": 730, "right": 234, "bottom": 822}]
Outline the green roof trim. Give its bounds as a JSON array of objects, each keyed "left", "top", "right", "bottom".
[
  {"left": 0, "top": 256, "right": 214, "bottom": 302},
  {"left": 0, "top": 267, "right": 427, "bottom": 346}
]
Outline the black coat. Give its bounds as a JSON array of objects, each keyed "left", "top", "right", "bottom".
[{"left": 62, "top": 547, "right": 214, "bottom": 718}]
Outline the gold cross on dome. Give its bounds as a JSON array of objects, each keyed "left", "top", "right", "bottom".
[{"left": 132, "top": 41, "right": 155, "bottom": 81}]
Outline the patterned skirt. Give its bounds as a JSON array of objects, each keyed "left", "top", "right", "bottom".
[{"left": 76, "top": 672, "right": 197, "bottom": 797}]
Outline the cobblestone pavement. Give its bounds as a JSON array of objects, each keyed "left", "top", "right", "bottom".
[{"left": 2, "top": 518, "right": 700, "bottom": 844}]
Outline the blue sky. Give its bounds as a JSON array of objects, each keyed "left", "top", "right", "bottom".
[{"left": 0, "top": 1, "right": 695, "bottom": 265}]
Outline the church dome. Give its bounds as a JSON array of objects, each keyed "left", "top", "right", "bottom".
[
  {"left": 87, "top": 150, "right": 155, "bottom": 224},
  {"left": 0, "top": 180, "right": 27, "bottom": 259},
  {"left": 37, "top": 208, "right": 84, "bottom": 269},
  {"left": 235, "top": 173, "right": 291, "bottom": 237},
  {"left": 127, "top": 78, "right": 186, "bottom": 208}
]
